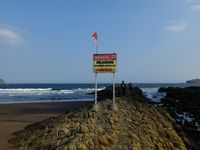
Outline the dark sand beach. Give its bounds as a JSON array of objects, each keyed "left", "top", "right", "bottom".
[{"left": 0, "top": 101, "right": 92, "bottom": 150}]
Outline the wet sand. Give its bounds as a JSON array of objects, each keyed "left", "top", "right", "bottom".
[{"left": 0, "top": 101, "right": 92, "bottom": 150}]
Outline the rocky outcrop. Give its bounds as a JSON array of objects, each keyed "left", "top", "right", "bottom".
[
  {"left": 0, "top": 79, "right": 5, "bottom": 84},
  {"left": 186, "top": 79, "right": 200, "bottom": 84},
  {"left": 159, "top": 87, "right": 200, "bottom": 115},
  {"left": 159, "top": 86, "right": 200, "bottom": 144},
  {"left": 9, "top": 87, "right": 199, "bottom": 150},
  {"left": 91, "top": 85, "right": 146, "bottom": 101}
]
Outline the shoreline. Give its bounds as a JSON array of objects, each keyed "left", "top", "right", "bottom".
[
  {"left": 0, "top": 99, "right": 93, "bottom": 105},
  {"left": 0, "top": 101, "right": 92, "bottom": 150}
]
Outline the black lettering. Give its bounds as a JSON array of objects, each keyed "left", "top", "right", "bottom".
[{"left": 96, "top": 61, "right": 114, "bottom": 64}]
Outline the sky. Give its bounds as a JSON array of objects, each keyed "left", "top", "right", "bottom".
[{"left": 0, "top": 0, "right": 200, "bottom": 83}]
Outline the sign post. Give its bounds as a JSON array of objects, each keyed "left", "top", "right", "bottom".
[
  {"left": 93, "top": 53, "right": 118, "bottom": 111},
  {"left": 93, "top": 73, "right": 98, "bottom": 111},
  {"left": 111, "top": 73, "right": 118, "bottom": 111},
  {"left": 92, "top": 32, "right": 99, "bottom": 112}
]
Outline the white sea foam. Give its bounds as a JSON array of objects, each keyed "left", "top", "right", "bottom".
[
  {"left": 0, "top": 88, "right": 52, "bottom": 92},
  {"left": 59, "top": 90, "right": 74, "bottom": 94},
  {"left": 0, "top": 87, "right": 105, "bottom": 96},
  {"left": 176, "top": 112, "right": 195, "bottom": 125},
  {"left": 0, "top": 86, "right": 106, "bottom": 104},
  {"left": 141, "top": 88, "right": 166, "bottom": 102},
  {"left": 74, "top": 87, "right": 105, "bottom": 93},
  {"left": 0, "top": 88, "right": 53, "bottom": 95}
]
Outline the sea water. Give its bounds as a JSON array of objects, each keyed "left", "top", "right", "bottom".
[
  {"left": 138, "top": 83, "right": 200, "bottom": 102},
  {"left": 0, "top": 83, "right": 199, "bottom": 104},
  {"left": 0, "top": 83, "right": 106, "bottom": 104}
]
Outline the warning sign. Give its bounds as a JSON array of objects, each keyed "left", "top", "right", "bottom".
[{"left": 93, "top": 53, "right": 117, "bottom": 73}]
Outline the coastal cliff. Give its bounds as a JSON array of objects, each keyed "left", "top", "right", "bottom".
[
  {"left": 0, "top": 79, "right": 5, "bottom": 84},
  {"left": 9, "top": 87, "right": 199, "bottom": 150},
  {"left": 186, "top": 79, "right": 200, "bottom": 84}
]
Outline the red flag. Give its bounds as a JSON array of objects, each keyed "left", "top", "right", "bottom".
[{"left": 92, "top": 32, "right": 97, "bottom": 42}]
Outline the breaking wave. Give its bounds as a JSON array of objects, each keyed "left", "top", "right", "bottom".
[
  {"left": 0, "top": 87, "right": 105, "bottom": 95},
  {"left": 140, "top": 88, "right": 166, "bottom": 102}
]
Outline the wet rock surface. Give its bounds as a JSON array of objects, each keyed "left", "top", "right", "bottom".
[
  {"left": 9, "top": 87, "right": 199, "bottom": 150},
  {"left": 159, "top": 86, "right": 200, "bottom": 144}
]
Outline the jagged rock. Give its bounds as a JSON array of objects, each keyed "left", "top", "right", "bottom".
[
  {"left": 158, "top": 86, "right": 200, "bottom": 145},
  {"left": 99, "top": 134, "right": 112, "bottom": 146},
  {"left": 8, "top": 87, "right": 200, "bottom": 150},
  {"left": 79, "top": 125, "right": 89, "bottom": 133},
  {"left": 77, "top": 144, "right": 87, "bottom": 150},
  {"left": 58, "top": 130, "right": 66, "bottom": 139},
  {"left": 59, "top": 137, "right": 70, "bottom": 146}
]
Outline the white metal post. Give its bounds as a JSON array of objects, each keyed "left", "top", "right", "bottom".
[
  {"left": 93, "top": 42, "right": 99, "bottom": 112},
  {"left": 95, "top": 73, "right": 97, "bottom": 105},
  {"left": 96, "top": 43, "right": 98, "bottom": 54},
  {"left": 113, "top": 73, "right": 115, "bottom": 104},
  {"left": 112, "top": 72, "right": 118, "bottom": 111}
]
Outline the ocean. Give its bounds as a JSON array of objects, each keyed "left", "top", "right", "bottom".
[{"left": 0, "top": 83, "right": 199, "bottom": 104}]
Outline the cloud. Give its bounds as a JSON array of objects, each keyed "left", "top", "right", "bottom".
[
  {"left": 184, "top": 0, "right": 200, "bottom": 10},
  {"left": 185, "top": 0, "right": 195, "bottom": 3},
  {"left": 0, "top": 26, "right": 24, "bottom": 45},
  {"left": 185, "top": 0, "right": 200, "bottom": 3},
  {"left": 0, "top": 23, "right": 31, "bottom": 34},
  {"left": 189, "top": 4, "right": 200, "bottom": 10},
  {"left": 166, "top": 20, "right": 187, "bottom": 32}
]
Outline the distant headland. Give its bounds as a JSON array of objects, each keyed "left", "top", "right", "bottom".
[
  {"left": 0, "top": 79, "right": 5, "bottom": 84},
  {"left": 186, "top": 79, "right": 200, "bottom": 84}
]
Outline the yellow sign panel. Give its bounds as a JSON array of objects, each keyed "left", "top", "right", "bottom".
[{"left": 93, "top": 53, "right": 117, "bottom": 73}]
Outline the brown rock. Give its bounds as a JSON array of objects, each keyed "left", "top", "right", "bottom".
[
  {"left": 99, "top": 134, "right": 116, "bottom": 146},
  {"left": 80, "top": 125, "right": 89, "bottom": 133},
  {"left": 58, "top": 130, "right": 66, "bottom": 139},
  {"left": 77, "top": 143, "right": 88, "bottom": 150},
  {"left": 8, "top": 87, "right": 198, "bottom": 150},
  {"left": 99, "top": 135, "right": 109, "bottom": 146}
]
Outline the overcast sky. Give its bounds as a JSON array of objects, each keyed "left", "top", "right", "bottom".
[{"left": 0, "top": 0, "right": 200, "bottom": 83}]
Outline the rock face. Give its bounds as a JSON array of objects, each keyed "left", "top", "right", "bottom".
[
  {"left": 0, "top": 79, "right": 5, "bottom": 84},
  {"left": 159, "top": 86, "right": 200, "bottom": 144},
  {"left": 159, "top": 87, "right": 200, "bottom": 115},
  {"left": 186, "top": 79, "right": 200, "bottom": 84},
  {"left": 9, "top": 87, "right": 199, "bottom": 150},
  {"left": 91, "top": 85, "right": 146, "bottom": 101}
]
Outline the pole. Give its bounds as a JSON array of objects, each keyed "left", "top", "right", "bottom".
[
  {"left": 112, "top": 72, "right": 118, "bottom": 111},
  {"left": 95, "top": 73, "right": 97, "bottom": 105},
  {"left": 96, "top": 42, "right": 98, "bottom": 54},
  {"left": 93, "top": 41, "right": 98, "bottom": 111},
  {"left": 113, "top": 73, "right": 115, "bottom": 105}
]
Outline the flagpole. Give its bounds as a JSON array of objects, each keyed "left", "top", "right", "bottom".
[
  {"left": 93, "top": 40, "right": 98, "bottom": 112},
  {"left": 113, "top": 73, "right": 115, "bottom": 105},
  {"left": 96, "top": 41, "right": 98, "bottom": 54}
]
